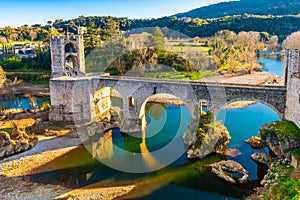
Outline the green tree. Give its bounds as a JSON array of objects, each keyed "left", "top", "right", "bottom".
[
  {"left": 149, "top": 27, "right": 165, "bottom": 49},
  {"left": 47, "top": 21, "right": 53, "bottom": 26},
  {"left": 84, "top": 22, "right": 101, "bottom": 54},
  {"left": 101, "top": 17, "right": 120, "bottom": 41}
]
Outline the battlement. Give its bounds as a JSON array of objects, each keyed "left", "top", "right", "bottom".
[{"left": 50, "top": 35, "right": 83, "bottom": 41}]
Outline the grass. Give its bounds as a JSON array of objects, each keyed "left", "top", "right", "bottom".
[
  {"left": 6, "top": 72, "right": 50, "bottom": 85},
  {"left": 0, "top": 128, "right": 12, "bottom": 134},
  {"left": 261, "top": 121, "right": 300, "bottom": 141},
  {"left": 293, "top": 148, "right": 300, "bottom": 158},
  {"left": 144, "top": 70, "right": 216, "bottom": 80},
  {"left": 274, "top": 121, "right": 300, "bottom": 140},
  {"left": 168, "top": 45, "right": 209, "bottom": 53}
]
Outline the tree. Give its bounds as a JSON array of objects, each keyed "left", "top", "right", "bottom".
[
  {"left": 47, "top": 21, "right": 53, "bottom": 26},
  {"left": 84, "top": 22, "right": 101, "bottom": 53},
  {"left": 0, "top": 36, "right": 7, "bottom": 44},
  {"left": 209, "top": 30, "right": 261, "bottom": 74},
  {"left": 266, "top": 35, "right": 278, "bottom": 50},
  {"left": 101, "top": 17, "right": 120, "bottom": 41},
  {"left": 10, "top": 33, "right": 18, "bottom": 42},
  {"left": 29, "top": 30, "right": 37, "bottom": 41},
  {"left": 149, "top": 26, "right": 165, "bottom": 49},
  {"left": 283, "top": 31, "right": 300, "bottom": 49},
  {"left": 50, "top": 27, "right": 61, "bottom": 36},
  {"left": 0, "top": 66, "right": 6, "bottom": 88}
]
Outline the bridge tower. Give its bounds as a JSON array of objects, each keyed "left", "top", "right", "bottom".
[
  {"left": 284, "top": 49, "right": 300, "bottom": 128},
  {"left": 50, "top": 35, "right": 85, "bottom": 78}
]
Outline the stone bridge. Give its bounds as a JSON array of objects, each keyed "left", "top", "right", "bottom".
[
  {"left": 49, "top": 35, "right": 300, "bottom": 129},
  {"left": 49, "top": 75, "right": 287, "bottom": 127}
]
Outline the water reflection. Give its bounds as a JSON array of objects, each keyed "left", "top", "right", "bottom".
[
  {"left": 92, "top": 130, "right": 114, "bottom": 160},
  {"left": 28, "top": 103, "right": 273, "bottom": 199}
]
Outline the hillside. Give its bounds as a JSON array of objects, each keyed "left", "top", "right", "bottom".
[{"left": 176, "top": 0, "right": 300, "bottom": 19}]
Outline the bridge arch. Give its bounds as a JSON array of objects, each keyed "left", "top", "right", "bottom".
[
  {"left": 216, "top": 98, "right": 283, "bottom": 120},
  {"left": 129, "top": 83, "right": 198, "bottom": 121},
  {"left": 92, "top": 87, "right": 124, "bottom": 122},
  {"left": 65, "top": 55, "right": 79, "bottom": 75},
  {"left": 138, "top": 93, "right": 193, "bottom": 141}
]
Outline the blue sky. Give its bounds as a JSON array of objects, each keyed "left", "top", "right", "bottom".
[{"left": 0, "top": 0, "right": 230, "bottom": 27}]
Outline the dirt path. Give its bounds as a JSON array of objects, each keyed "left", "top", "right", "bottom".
[{"left": 200, "top": 72, "right": 284, "bottom": 85}]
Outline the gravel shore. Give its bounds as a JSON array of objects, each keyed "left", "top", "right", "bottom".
[{"left": 0, "top": 134, "right": 135, "bottom": 200}]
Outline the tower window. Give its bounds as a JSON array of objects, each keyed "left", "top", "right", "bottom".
[{"left": 65, "top": 43, "right": 77, "bottom": 53}]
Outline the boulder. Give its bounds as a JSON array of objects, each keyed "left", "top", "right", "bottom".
[
  {"left": 186, "top": 122, "right": 231, "bottom": 159},
  {"left": 25, "top": 118, "right": 46, "bottom": 135},
  {"left": 260, "top": 121, "right": 300, "bottom": 164},
  {"left": 245, "top": 136, "right": 266, "bottom": 149},
  {"left": 210, "top": 160, "right": 249, "bottom": 184},
  {"left": 0, "top": 125, "right": 38, "bottom": 159},
  {"left": 120, "top": 118, "right": 141, "bottom": 134},
  {"left": 251, "top": 153, "right": 273, "bottom": 165}
]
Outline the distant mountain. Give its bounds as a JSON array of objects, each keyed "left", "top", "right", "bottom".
[{"left": 176, "top": 0, "right": 300, "bottom": 19}]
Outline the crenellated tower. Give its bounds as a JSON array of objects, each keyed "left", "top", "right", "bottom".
[{"left": 50, "top": 35, "right": 85, "bottom": 78}]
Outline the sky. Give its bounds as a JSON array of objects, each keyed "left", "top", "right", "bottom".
[{"left": 0, "top": 0, "right": 231, "bottom": 27}]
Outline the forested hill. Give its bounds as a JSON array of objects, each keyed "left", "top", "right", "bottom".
[
  {"left": 55, "top": 15, "right": 300, "bottom": 42},
  {"left": 176, "top": 0, "right": 300, "bottom": 19}
]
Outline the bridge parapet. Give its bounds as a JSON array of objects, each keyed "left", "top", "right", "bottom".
[{"left": 49, "top": 75, "right": 287, "bottom": 125}]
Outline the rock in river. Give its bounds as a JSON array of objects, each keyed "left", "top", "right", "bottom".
[
  {"left": 210, "top": 160, "right": 249, "bottom": 184},
  {"left": 245, "top": 136, "right": 266, "bottom": 149}
]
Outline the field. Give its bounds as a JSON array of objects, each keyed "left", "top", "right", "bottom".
[{"left": 144, "top": 70, "right": 216, "bottom": 80}]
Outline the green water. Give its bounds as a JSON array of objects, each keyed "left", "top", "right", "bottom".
[{"left": 28, "top": 102, "right": 279, "bottom": 199}]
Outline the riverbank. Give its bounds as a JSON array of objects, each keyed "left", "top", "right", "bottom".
[
  {"left": 225, "top": 101, "right": 257, "bottom": 109},
  {"left": 0, "top": 131, "right": 136, "bottom": 200},
  {"left": 201, "top": 71, "right": 284, "bottom": 85},
  {"left": 0, "top": 84, "right": 49, "bottom": 97}
]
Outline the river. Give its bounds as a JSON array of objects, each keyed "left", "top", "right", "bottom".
[
  {"left": 257, "top": 56, "right": 284, "bottom": 76},
  {"left": 1, "top": 96, "right": 49, "bottom": 110},
  {"left": 22, "top": 57, "right": 285, "bottom": 199},
  {"left": 28, "top": 102, "right": 280, "bottom": 199}
]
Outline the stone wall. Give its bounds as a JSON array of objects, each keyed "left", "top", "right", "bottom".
[
  {"left": 49, "top": 78, "right": 92, "bottom": 123},
  {"left": 93, "top": 87, "right": 111, "bottom": 120},
  {"left": 49, "top": 76, "right": 287, "bottom": 127},
  {"left": 285, "top": 49, "right": 300, "bottom": 128},
  {"left": 50, "top": 35, "right": 85, "bottom": 78}
]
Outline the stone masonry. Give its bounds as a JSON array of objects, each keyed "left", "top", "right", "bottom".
[
  {"left": 49, "top": 35, "right": 299, "bottom": 129},
  {"left": 50, "top": 35, "right": 85, "bottom": 78},
  {"left": 284, "top": 49, "right": 300, "bottom": 128}
]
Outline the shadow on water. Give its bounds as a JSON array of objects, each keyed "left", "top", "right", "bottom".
[
  {"left": 28, "top": 145, "right": 250, "bottom": 199},
  {"left": 26, "top": 103, "right": 275, "bottom": 199}
]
